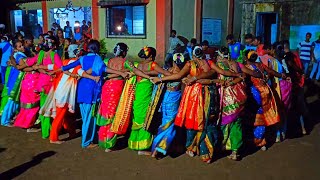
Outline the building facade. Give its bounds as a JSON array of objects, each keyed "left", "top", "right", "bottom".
[
  {"left": 239, "top": 0, "right": 320, "bottom": 46},
  {"left": 9, "top": 0, "right": 239, "bottom": 62}
]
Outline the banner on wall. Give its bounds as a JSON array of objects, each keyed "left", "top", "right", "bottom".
[
  {"left": 202, "top": 18, "right": 222, "bottom": 45},
  {"left": 290, "top": 25, "right": 320, "bottom": 49}
]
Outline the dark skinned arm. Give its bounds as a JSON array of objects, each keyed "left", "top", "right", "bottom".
[
  {"left": 196, "top": 78, "right": 225, "bottom": 85},
  {"left": 154, "top": 64, "right": 172, "bottom": 76},
  {"left": 240, "top": 65, "right": 262, "bottom": 78},
  {"left": 226, "top": 77, "right": 243, "bottom": 86},
  {"left": 143, "top": 70, "right": 159, "bottom": 76},
  {"left": 151, "top": 63, "right": 190, "bottom": 84},
  {"left": 22, "top": 67, "right": 34, "bottom": 72},
  {"left": 263, "top": 65, "right": 283, "bottom": 78},
  {"left": 210, "top": 62, "right": 239, "bottom": 77}
]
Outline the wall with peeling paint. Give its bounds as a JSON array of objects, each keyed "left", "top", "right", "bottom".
[{"left": 240, "top": 0, "right": 320, "bottom": 42}]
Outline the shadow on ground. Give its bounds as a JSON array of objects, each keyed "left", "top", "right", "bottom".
[{"left": 0, "top": 151, "right": 56, "bottom": 179}]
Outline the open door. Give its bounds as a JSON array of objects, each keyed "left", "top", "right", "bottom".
[{"left": 256, "top": 12, "right": 278, "bottom": 45}]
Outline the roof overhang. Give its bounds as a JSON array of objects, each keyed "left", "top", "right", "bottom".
[{"left": 98, "top": 0, "right": 150, "bottom": 7}]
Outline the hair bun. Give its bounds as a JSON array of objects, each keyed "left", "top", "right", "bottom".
[{"left": 193, "top": 46, "right": 203, "bottom": 58}]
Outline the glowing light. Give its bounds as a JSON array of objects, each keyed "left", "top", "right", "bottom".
[{"left": 116, "top": 25, "right": 122, "bottom": 31}]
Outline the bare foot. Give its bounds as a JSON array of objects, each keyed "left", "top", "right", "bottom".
[
  {"left": 151, "top": 151, "right": 158, "bottom": 158},
  {"left": 105, "top": 149, "right": 112, "bottom": 153},
  {"left": 50, "top": 140, "right": 65, "bottom": 144},
  {"left": 138, "top": 151, "right": 151, "bottom": 156},
  {"left": 186, "top": 151, "right": 195, "bottom": 157},
  {"left": 86, "top": 144, "right": 98, "bottom": 149},
  {"left": 27, "top": 128, "right": 41, "bottom": 133},
  {"left": 302, "top": 127, "right": 307, "bottom": 135}
]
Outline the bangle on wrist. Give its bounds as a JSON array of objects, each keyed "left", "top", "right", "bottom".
[{"left": 193, "top": 76, "right": 197, "bottom": 81}]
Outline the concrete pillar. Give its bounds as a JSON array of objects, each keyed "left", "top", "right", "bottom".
[
  {"left": 194, "top": 0, "right": 202, "bottom": 42},
  {"left": 227, "top": 0, "right": 235, "bottom": 35},
  {"left": 92, "top": 0, "right": 99, "bottom": 39},
  {"left": 41, "top": 1, "right": 48, "bottom": 33},
  {"left": 156, "top": 0, "right": 172, "bottom": 65}
]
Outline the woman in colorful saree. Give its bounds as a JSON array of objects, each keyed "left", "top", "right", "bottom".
[
  {"left": 245, "top": 51, "right": 284, "bottom": 151},
  {"left": 25, "top": 36, "right": 62, "bottom": 137},
  {"left": 97, "top": 43, "right": 152, "bottom": 152},
  {"left": 150, "top": 53, "right": 186, "bottom": 158},
  {"left": 53, "top": 40, "right": 129, "bottom": 148},
  {"left": 1, "top": 41, "right": 26, "bottom": 126},
  {"left": 182, "top": 47, "right": 248, "bottom": 161},
  {"left": 128, "top": 46, "right": 171, "bottom": 155},
  {"left": 207, "top": 47, "right": 248, "bottom": 160},
  {"left": 38, "top": 44, "right": 99, "bottom": 144},
  {"left": 152, "top": 46, "right": 232, "bottom": 163},
  {"left": 14, "top": 36, "right": 62, "bottom": 131}
]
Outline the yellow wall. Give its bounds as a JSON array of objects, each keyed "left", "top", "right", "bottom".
[{"left": 99, "top": 0, "right": 157, "bottom": 61}]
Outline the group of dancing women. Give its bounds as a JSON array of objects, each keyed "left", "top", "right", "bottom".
[{"left": 0, "top": 34, "right": 308, "bottom": 164}]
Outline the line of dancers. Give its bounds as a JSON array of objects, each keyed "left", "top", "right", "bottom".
[{"left": 0, "top": 35, "right": 308, "bottom": 163}]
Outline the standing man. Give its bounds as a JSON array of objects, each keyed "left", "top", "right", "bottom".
[
  {"left": 24, "top": 35, "right": 35, "bottom": 58},
  {"left": 35, "top": 24, "right": 43, "bottom": 38},
  {"left": 74, "top": 21, "right": 81, "bottom": 42},
  {"left": 310, "top": 35, "right": 320, "bottom": 81},
  {"left": 0, "top": 35, "right": 13, "bottom": 84},
  {"left": 254, "top": 36, "right": 265, "bottom": 56},
  {"left": 244, "top": 33, "right": 257, "bottom": 51},
  {"left": 226, "top": 34, "right": 245, "bottom": 62},
  {"left": 297, "top": 32, "right": 313, "bottom": 76},
  {"left": 81, "top": 20, "right": 89, "bottom": 35},
  {"left": 201, "top": 40, "right": 217, "bottom": 62},
  {"left": 185, "top": 38, "right": 197, "bottom": 60},
  {"left": 64, "top": 21, "right": 73, "bottom": 39},
  {"left": 87, "top": 21, "right": 92, "bottom": 38},
  {"left": 165, "top": 30, "right": 184, "bottom": 68},
  {"left": 284, "top": 41, "right": 308, "bottom": 135}
]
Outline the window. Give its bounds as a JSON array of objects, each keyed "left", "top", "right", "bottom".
[
  {"left": 50, "top": 7, "right": 92, "bottom": 39},
  {"left": 107, "top": 5, "right": 146, "bottom": 38},
  {"left": 10, "top": 10, "right": 43, "bottom": 38}
]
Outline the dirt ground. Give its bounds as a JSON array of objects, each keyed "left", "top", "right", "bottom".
[{"left": 0, "top": 81, "right": 320, "bottom": 180}]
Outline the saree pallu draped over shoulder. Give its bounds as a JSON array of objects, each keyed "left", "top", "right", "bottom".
[
  {"left": 128, "top": 78, "right": 154, "bottom": 150},
  {"left": 151, "top": 81, "right": 181, "bottom": 155},
  {"left": 216, "top": 61, "right": 247, "bottom": 152},
  {"left": 175, "top": 60, "right": 219, "bottom": 162}
]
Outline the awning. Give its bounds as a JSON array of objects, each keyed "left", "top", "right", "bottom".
[
  {"left": 98, "top": 0, "right": 150, "bottom": 7},
  {"left": 10, "top": 0, "right": 56, "bottom": 4}
]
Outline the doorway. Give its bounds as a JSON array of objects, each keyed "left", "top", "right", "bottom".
[{"left": 256, "top": 12, "right": 278, "bottom": 45}]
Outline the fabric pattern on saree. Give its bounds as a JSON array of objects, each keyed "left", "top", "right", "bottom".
[
  {"left": 96, "top": 58, "right": 127, "bottom": 126},
  {"left": 0, "top": 67, "right": 11, "bottom": 116},
  {"left": 110, "top": 76, "right": 136, "bottom": 135},
  {"left": 39, "top": 59, "right": 79, "bottom": 118},
  {"left": 151, "top": 87, "right": 181, "bottom": 155},
  {"left": 217, "top": 61, "right": 247, "bottom": 126},
  {"left": 128, "top": 79, "right": 154, "bottom": 150},
  {"left": 144, "top": 76, "right": 166, "bottom": 131},
  {"left": 185, "top": 85, "right": 219, "bottom": 161},
  {"left": 247, "top": 64, "right": 280, "bottom": 127}
]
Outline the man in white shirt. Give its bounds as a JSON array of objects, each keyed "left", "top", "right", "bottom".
[
  {"left": 165, "top": 30, "right": 184, "bottom": 68},
  {"left": 297, "top": 32, "right": 313, "bottom": 75}
]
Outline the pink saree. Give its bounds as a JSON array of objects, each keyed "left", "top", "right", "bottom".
[{"left": 14, "top": 72, "right": 40, "bottom": 128}]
